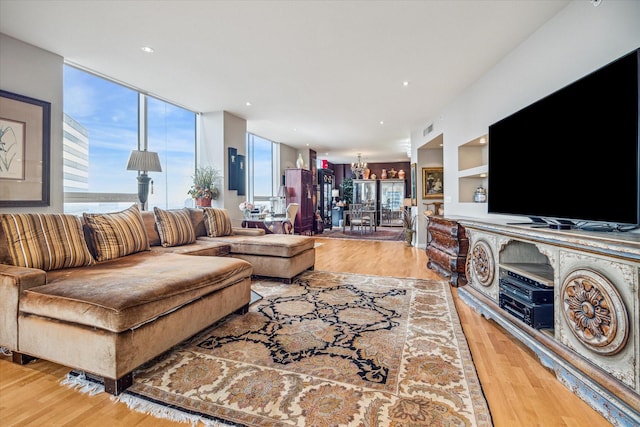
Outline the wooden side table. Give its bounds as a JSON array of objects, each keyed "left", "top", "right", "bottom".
[{"left": 425, "top": 216, "right": 468, "bottom": 287}]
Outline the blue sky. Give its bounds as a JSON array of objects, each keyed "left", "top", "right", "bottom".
[{"left": 64, "top": 65, "right": 196, "bottom": 209}]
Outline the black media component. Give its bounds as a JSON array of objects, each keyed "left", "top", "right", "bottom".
[
  {"left": 505, "top": 269, "right": 553, "bottom": 289},
  {"left": 498, "top": 269, "right": 554, "bottom": 329},
  {"left": 499, "top": 293, "right": 554, "bottom": 329},
  {"left": 499, "top": 280, "right": 554, "bottom": 304}
]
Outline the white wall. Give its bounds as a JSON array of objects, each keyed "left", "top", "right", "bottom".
[
  {"left": 199, "top": 111, "right": 247, "bottom": 225},
  {"left": 0, "top": 33, "right": 64, "bottom": 213},
  {"left": 411, "top": 0, "right": 640, "bottom": 246}
]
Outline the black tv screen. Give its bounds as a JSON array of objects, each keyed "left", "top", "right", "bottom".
[{"left": 488, "top": 48, "right": 640, "bottom": 229}]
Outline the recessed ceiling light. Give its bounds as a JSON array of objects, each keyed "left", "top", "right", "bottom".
[
  {"left": 245, "top": 101, "right": 252, "bottom": 106},
  {"left": 403, "top": 81, "right": 409, "bottom": 86},
  {"left": 379, "top": 121, "right": 384, "bottom": 125},
  {"left": 140, "top": 46, "right": 155, "bottom": 53}
]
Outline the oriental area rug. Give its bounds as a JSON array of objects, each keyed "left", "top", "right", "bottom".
[{"left": 63, "top": 271, "right": 492, "bottom": 426}]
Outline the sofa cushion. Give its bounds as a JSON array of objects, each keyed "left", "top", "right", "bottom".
[
  {"left": 201, "top": 234, "right": 314, "bottom": 258},
  {"left": 21, "top": 252, "right": 252, "bottom": 333},
  {"left": 186, "top": 208, "right": 207, "bottom": 237},
  {"left": 153, "top": 207, "right": 196, "bottom": 247},
  {"left": 0, "top": 213, "right": 95, "bottom": 271},
  {"left": 202, "top": 207, "right": 233, "bottom": 237},
  {"left": 140, "top": 211, "right": 162, "bottom": 246},
  {"left": 83, "top": 204, "right": 150, "bottom": 262},
  {"left": 150, "top": 240, "right": 230, "bottom": 257}
]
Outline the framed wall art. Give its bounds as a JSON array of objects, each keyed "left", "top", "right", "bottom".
[
  {"left": 237, "top": 154, "right": 246, "bottom": 196},
  {"left": 410, "top": 162, "right": 417, "bottom": 205},
  {"left": 422, "top": 167, "right": 443, "bottom": 199},
  {"left": 228, "top": 147, "right": 238, "bottom": 190},
  {"left": 0, "top": 90, "right": 51, "bottom": 207}
]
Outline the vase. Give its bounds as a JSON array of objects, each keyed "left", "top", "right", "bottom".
[
  {"left": 398, "top": 169, "right": 405, "bottom": 179},
  {"left": 296, "top": 154, "right": 304, "bottom": 169},
  {"left": 381, "top": 169, "right": 387, "bottom": 179},
  {"left": 364, "top": 168, "right": 370, "bottom": 179},
  {"left": 404, "top": 229, "right": 414, "bottom": 246},
  {"left": 195, "top": 197, "right": 211, "bottom": 207}
]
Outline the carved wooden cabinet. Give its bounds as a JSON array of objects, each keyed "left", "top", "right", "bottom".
[
  {"left": 425, "top": 216, "right": 468, "bottom": 287},
  {"left": 457, "top": 219, "right": 640, "bottom": 426},
  {"left": 285, "top": 168, "right": 315, "bottom": 235}
]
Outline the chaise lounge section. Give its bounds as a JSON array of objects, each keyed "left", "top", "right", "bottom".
[
  {"left": 141, "top": 207, "right": 315, "bottom": 283},
  {"left": 0, "top": 206, "right": 253, "bottom": 395}
]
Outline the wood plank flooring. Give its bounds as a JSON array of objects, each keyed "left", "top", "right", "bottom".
[{"left": 0, "top": 238, "right": 612, "bottom": 426}]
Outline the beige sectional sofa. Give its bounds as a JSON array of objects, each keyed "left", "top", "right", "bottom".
[
  {"left": 141, "top": 208, "right": 316, "bottom": 283},
  {"left": 0, "top": 204, "right": 315, "bottom": 395}
]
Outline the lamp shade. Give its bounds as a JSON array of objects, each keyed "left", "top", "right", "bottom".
[
  {"left": 332, "top": 189, "right": 340, "bottom": 198},
  {"left": 126, "top": 150, "right": 162, "bottom": 172}
]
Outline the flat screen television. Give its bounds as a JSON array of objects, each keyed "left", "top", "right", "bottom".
[{"left": 488, "top": 48, "right": 639, "bottom": 231}]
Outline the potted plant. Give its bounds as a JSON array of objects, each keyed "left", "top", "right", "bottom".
[
  {"left": 188, "top": 166, "right": 221, "bottom": 207},
  {"left": 340, "top": 178, "right": 353, "bottom": 206},
  {"left": 402, "top": 207, "right": 416, "bottom": 246}
]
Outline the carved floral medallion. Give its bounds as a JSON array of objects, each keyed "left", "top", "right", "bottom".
[
  {"left": 561, "top": 268, "right": 629, "bottom": 355},
  {"left": 469, "top": 240, "right": 494, "bottom": 287}
]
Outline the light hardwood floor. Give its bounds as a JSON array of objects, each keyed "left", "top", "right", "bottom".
[{"left": 0, "top": 238, "right": 612, "bottom": 426}]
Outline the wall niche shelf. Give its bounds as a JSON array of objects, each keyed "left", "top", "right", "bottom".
[{"left": 457, "top": 135, "right": 488, "bottom": 203}]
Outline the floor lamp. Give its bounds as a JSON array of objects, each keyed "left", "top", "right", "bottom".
[{"left": 126, "top": 150, "right": 162, "bottom": 210}]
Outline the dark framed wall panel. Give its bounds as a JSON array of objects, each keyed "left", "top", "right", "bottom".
[
  {"left": 228, "top": 147, "right": 237, "bottom": 190},
  {"left": 237, "top": 154, "right": 246, "bottom": 196}
]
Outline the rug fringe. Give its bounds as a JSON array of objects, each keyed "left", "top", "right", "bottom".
[
  {"left": 117, "top": 394, "right": 236, "bottom": 427},
  {"left": 61, "top": 372, "right": 235, "bottom": 426},
  {"left": 61, "top": 372, "right": 105, "bottom": 396}
]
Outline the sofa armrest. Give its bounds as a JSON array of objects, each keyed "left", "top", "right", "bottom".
[
  {"left": 0, "top": 264, "right": 47, "bottom": 351},
  {"left": 232, "top": 228, "right": 266, "bottom": 236}
]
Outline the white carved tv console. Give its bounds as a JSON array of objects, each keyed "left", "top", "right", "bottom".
[{"left": 455, "top": 218, "right": 639, "bottom": 426}]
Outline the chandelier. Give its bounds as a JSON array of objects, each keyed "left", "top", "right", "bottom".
[{"left": 351, "top": 153, "right": 367, "bottom": 179}]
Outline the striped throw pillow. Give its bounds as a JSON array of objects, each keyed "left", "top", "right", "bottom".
[
  {"left": 202, "top": 207, "right": 234, "bottom": 237},
  {"left": 83, "top": 204, "right": 150, "bottom": 262},
  {"left": 0, "top": 213, "right": 95, "bottom": 271},
  {"left": 153, "top": 207, "right": 196, "bottom": 247}
]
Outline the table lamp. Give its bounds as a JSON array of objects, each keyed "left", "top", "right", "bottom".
[
  {"left": 126, "top": 149, "right": 162, "bottom": 210},
  {"left": 277, "top": 185, "right": 288, "bottom": 215},
  {"left": 331, "top": 189, "right": 340, "bottom": 208}
]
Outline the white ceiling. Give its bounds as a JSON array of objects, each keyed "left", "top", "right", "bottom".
[{"left": 0, "top": 0, "right": 569, "bottom": 164}]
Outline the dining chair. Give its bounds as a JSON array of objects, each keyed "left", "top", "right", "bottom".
[
  {"left": 286, "top": 203, "right": 299, "bottom": 234},
  {"left": 349, "top": 203, "right": 372, "bottom": 233}
]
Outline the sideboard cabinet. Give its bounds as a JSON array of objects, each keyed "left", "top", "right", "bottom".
[
  {"left": 457, "top": 218, "right": 639, "bottom": 426},
  {"left": 426, "top": 216, "right": 468, "bottom": 287}
]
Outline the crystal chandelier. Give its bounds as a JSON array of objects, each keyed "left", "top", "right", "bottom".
[{"left": 350, "top": 153, "right": 367, "bottom": 179}]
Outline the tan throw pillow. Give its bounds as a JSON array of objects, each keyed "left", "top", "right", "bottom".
[
  {"left": 0, "top": 213, "right": 95, "bottom": 271},
  {"left": 153, "top": 207, "right": 196, "bottom": 247},
  {"left": 83, "top": 204, "right": 150, "bottom": 262},
  {"left": 202, "top": 207, "right": 234, "bottom": 237}
]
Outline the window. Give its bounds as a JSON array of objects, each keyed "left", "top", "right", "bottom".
[
  {"left": 146, "top": 96, "right": 196, "bottom": 210},
  {"left": 246, "top": 133, "right": 279, "bottom": 212},
  {"left": 63, "top": 65, "right": 195, "bottom": 214}
]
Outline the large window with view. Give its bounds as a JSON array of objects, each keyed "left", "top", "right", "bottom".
[
  {"left": 246, "top": 133, "right": 279, "bottom": 212},
  {"left": 63, "top": 65, "right": 196, "bottom": 214}
]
